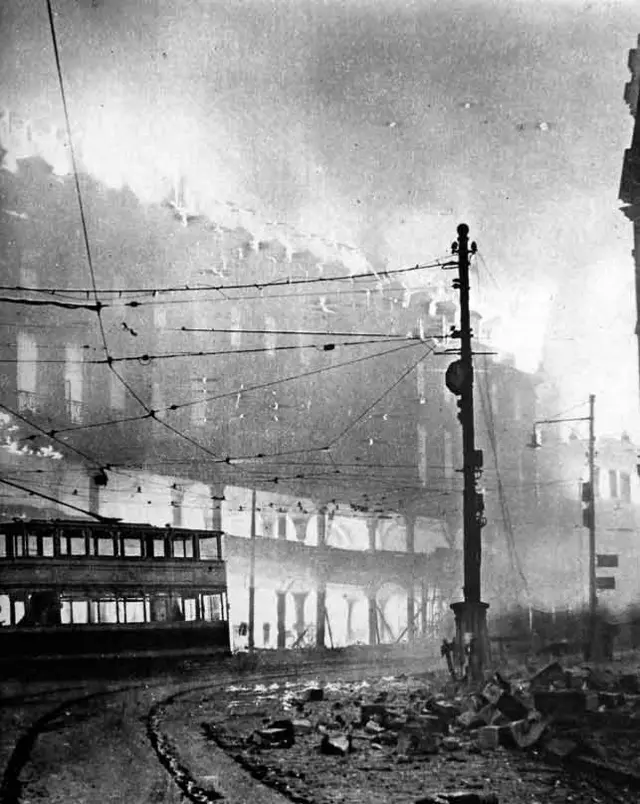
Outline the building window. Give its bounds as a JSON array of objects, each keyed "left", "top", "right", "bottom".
[
  {"left": 109, "top": 369, "right": 126, "bottom": 411},
  {"left": 17, "top": 331, "right": 39, "bottom": 412},
  {"left": 230, "top": 306, "right": 242, "bottom": 348},
  {"left": 609, "top": 470, "right": 618, "bottom": 499},
  {"left": 513, "top": 389, "right": 522, "bottom": 421},
  {"left": 265, "top": 316, "right": 277, "bottom": 356},
  {"left": 65, "top": 344, "right": 84, "bottom": 423},
  {"left": 444, "top": 431, "right": 454, "bottom": 480},
  {"left": 418, "top": 423, "right": 428, "bottom": 486},
  {"left": 620, "top": 472, "right": 631, "bottom": 503}
]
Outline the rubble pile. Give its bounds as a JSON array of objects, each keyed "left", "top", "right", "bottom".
[{"left": 199, "top": 664, "right": 640, "bottom": 803}]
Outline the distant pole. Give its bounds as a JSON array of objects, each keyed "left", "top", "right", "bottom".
[
  {"left": 587, "top": 394, "right": 598, "bottom": 659},
  {"left": 446, "top": 223, "right": 489, "bottom": 680},
  {"left": 248, "top": 488, "right": 256, "bottom": 651}
]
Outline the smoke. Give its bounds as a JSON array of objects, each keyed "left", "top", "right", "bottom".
[{"left": 2, "top": 0, "right": 640, "bottom": 436}]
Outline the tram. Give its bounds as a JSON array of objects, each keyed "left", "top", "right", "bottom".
[{"left": 0, "top": 519, "right": 231, "bottom": 659}]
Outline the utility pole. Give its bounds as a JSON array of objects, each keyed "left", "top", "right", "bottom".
[
  {"left": 445, "top": 223, "right": 490, "bottom": 681},
  {"left": 586, "top": 394, "right": 598, "bottom": 660},
  {"left": 529, "top": 394, "right": 597, "bottom": 659},
  {"left": 248, "top": 488, "right": 256, "bottom": 651}
]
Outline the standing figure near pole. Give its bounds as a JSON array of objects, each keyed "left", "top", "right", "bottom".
[{"left": 445, "top": 223, "right": 490, "bottom": 681}]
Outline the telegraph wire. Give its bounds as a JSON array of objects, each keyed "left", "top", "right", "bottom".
[
  {"left": 176, "top": 326, "right": 411, "bottom": 339},
  {"left": 0, "top": 257, "right": 450, "bottom": 298},
  {"left": 37, "top": 340, "right": 424, "bottom": 441},
  {"left": 0, "top": 336, "right": 421, "bottom": 365},
  {"left": 476, "top": 358, "right": 529, "bottom": 594},
  {"left": 45, "top": 0, "right": 109, "bottom": 355},
  {"left": 0, "top": 475, "right": 116, "bottom": 522},
  {"left": 0, "top": 297, "right": 101, "bottom": 312},
  {"left": 326, "top": 343, "right": 437, "bottom": 449},
  {"left": 0, "top": 401, "right": 105, "bottom": 469}
]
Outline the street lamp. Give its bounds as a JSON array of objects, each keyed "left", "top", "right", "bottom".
[{"left": 527, "top": 395, "right": 597, "bottom": 660}]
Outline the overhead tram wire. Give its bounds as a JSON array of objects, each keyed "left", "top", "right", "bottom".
[
  {"left": 43, "top": 1, "right": 451, "bottom": 491},
  {"left": 44, "top": 2, "right": 447, "bottom": 485},
  {"left": 31, "top": 340, "right": 424, "bottom": 439},
  {"left": 0, "top": 476, "right": 117, "bottom": 523},
  {"left": 476, "top": 356, "right": 529, "bottom": 594},
  {"left": 0, "top": 400, "right": 108, "bottom": 471},
  {"left": 0, "top": 336, "right": 425, "bottom": 366},
  {"left": 325, "top": 343, "right": 438, "bottom": 450},
  {"left": 45, "top": 0, "right": 239, "bottom": 469},
  {"left": 0, "top": 257, "right": 451, "bottom": 298}
]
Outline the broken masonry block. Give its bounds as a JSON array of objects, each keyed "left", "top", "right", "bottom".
[
  {"left": 618, "top": 674, "right": 640, "bottom": 694},
  {"left": 254, "top": 719, "right": 295, "bottom": 747},
  {"left": 397, "top": 727, "right": 440, "bottom": 756},
  {"left": 414, "top": 714, "right": 447, "bottom": 733},
  {"left": 503, "top": 718, "right": 547, "bottom": 749},
  {"left": 360, "top": 703, "right": 389, "bottom": 726},
  {"left": 426, "top": 700, "right": 461, "bottom": 721},
  {"left": 495, "top": 693, "right": 529, "bottom": 722},
  {"left": 319, "top": 733, "right": 352, "bottom": 756},
  {"left": 529, "top": 661, "right": 566, "bottom": 689},
  {"left": 544, "top": 737, "right": 579, "bottom": 762},
  {"left": 598, "top": 691, "right": 624, "bottom": 709},
  {"left": 533, "top": 690, "right": 585, "bottom": 719},
  {"left": 292, "top": 718, "right": 313, "bottom": 735},
  {"left": 475, "top": 725, "right": 504, "bottom": 751},
  {"left": 457, "top": 709, "right": 490, "bottom": 730},
  {"left": 415, "top": 792, "right": 499, "bottom": 804},
  {"left": 482, "top": 682, "right": 504, "bottom": 706}
]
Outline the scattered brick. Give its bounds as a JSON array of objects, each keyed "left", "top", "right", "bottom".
[
  {"left": 495, "top": 693, "right": 529, "bottom": 722},
  {"left": 529, "top": 661, "right": 566, "bottom": 689},
  {"left": 533, "top": 689, "right": 586, "bottom": 719},
  {"left": 319, "top": 733, "right": 352, "bottom": 755},
  {"left": 475, "top": 725, "right": 504, "bottom": 751}
]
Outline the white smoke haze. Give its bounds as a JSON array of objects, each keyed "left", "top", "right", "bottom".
[{"left": 1, "top": 0, "right": 640, "bottom": 437}]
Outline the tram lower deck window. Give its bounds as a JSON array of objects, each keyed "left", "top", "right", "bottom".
[
  {"left": 97, "top": 537, "right": 115, "bottom": 556},
  {"left": 0, "top": 534, "right": 6, "bottom": 558},
  {"left": 123, "top": 538, "right": 142, "bottom": 557}
]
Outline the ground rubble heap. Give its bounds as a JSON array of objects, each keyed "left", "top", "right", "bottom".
[{"left": 199, "top": 661, "right": 640, "bottom": 803}]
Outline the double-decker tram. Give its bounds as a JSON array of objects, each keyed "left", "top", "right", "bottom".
[{"left": 0, "top": 519, "right": 231, "bottom": 661}]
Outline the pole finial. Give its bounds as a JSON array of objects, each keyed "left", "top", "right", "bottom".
[{"left": 457, "top": 223, "right": 469, "bottom": 237}]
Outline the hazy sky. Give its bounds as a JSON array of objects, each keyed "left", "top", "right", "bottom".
[{"left": 2, "top": 0, "right": 640, "bottom": 437}]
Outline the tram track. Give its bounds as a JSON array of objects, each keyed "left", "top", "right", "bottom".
[
  {"left": 2, "top": 655, "right": 638, "bottom": 804},
  {"left": 0, "top": 654, "right": 397, "bottom": 804}
]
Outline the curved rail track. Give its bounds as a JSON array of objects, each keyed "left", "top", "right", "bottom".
[{"left": 1, "top": 656, "right": 638, "bottom": 804}]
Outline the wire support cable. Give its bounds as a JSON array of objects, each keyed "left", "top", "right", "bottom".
[{"left": 0, "top": 257, "right": 450, "bottom": 298}]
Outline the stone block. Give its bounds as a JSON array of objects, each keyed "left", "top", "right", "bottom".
[
  {"left": 533, "top": 690, "right": 585, "bottom": 719},
  {"left": 292, "top": 718, "right": 313, "bottom": 735},
  {"left": 320, "top": 733, "right": 352, "bottom": 755},
  {"left": 495, "top": 693, "right": 529, "bottom": 722},
  {"left": 530, "top": 661, "right": 566, "bottom": 689},
  {"left": 397, "top": 727, "right": 440, "bottom": 756},
  {"left": 414, "top": 714, "right": 446, "bottom": 733},
  {"left": 476, "top": 725, "right": 504, "bottom": 750},
  {"left": 416, "top": 794, "right": 498, "bottom": 804},
  {"left": 360, "top": 703, "right": 388, "bottom": 726},
  {"left": 544, "top": 737, "right": 579, "bottom": 761},
  {"left": 503, "top": 718, "right": 546, "bottom": 749},
  {"left": 598, "top": 691, "right": 624, "bottom": 709},
  {"left": 619, "top": 674, "right": 640, "bottom": 694}
]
